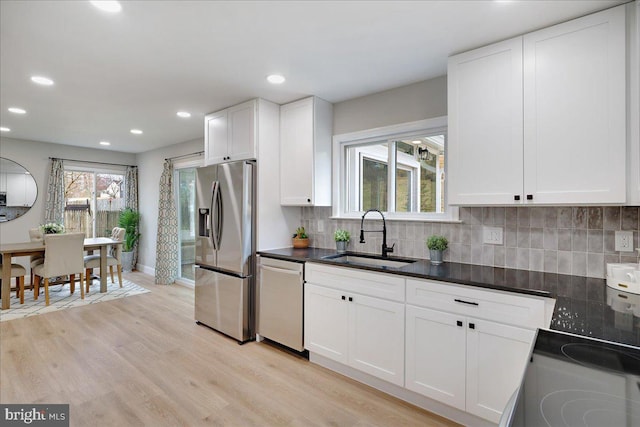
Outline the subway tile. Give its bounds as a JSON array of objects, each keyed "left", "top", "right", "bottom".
[
  {"left": 603, "top": 230, "right": 616, "bottom": 253},
  {"left": 505, "top": 247, "right": 518, "bottom": 268},
  {"left": 505, "top": 207, "right": 518, "bottom": 226},
  {"left": 483, "top": 207, "right": 494, "bottom": 225},
  {"left": 587, "top": 253, "right": 605, "bottom": 278},
  {"left": 449, "top": 242, "right": 461, "bottom": 263},
  {"left": 572, "top": 229, "right": 587, "bottom": 252},
  {"left": 573, "top": 207, "right": 588, "bottom": 229},
  {"left": 530, "top": 249, "right": 544, "bottom": 272},
  {"left": 530, "top": 207, "right": 545, "bottom": 228},
  {"left": 543, "top": 228, "right": 558, "bottom": 250},
  {"left": 603, "top": 207, "right": 621, "bottom": 230},
  {"left": 494, "top": 246, "right": 505, "bottom": 267},
  {"left": 460, "top": 244, "right": 472, "bottom": 264},
  {"left": 505, "top": 226, "right": 517, "bottom": 248},
  {"left": 460, "top": 225, "right": 472, "bottom": 244},
  {"left": 544, "top": 207, "right": 558, "bottom": 228},
  {"left": 604, "top": 253, "right": 620, "bottom": 266},
  {"left": 517, "top": 248, "right": 530, "bottom": 269},
  {"left": 482, "top": 245, "right": 494, "bottom": 265},
  {"left": 471, "top": 225, "right": 483, "bottom": 245},
  {"left": 517, "top": 227, "right": 531, "bottom": 248},
  {"left": 621, "top": 207, "right": 639, "bottom": 231},
  {"left": 518, "top": 207, "right": 530, "bottom": 227},
  {"left": 572, "top": 252, "right": 587, "bottom": 276},
  {"left": 558, "top": 251, "right": 572, "bottom": 274},
  {"left": 530, "top": 228, "right": 543, "bottom": 249},
  {"left": 587, "top": 230, "right": 603, "bottom": 253},
  {"left": 588, "top": 207, "right": 603, "bottom": 229},
  {"left": 558, "top": 207, "right": 573, "bottom": 228},
  {"left": 468, "top": 207, "right": 483, "bottom": 225},
  {"left": 494, "top": 207, "right": 505, "bottom": 226},
  {"left": 557, "top": 228, "right": 572, "bottom": 251},
  {"left": 471, "top": 245, "right": 483, "bottom": 264},
  {"left": 544, "top": 250, "right": 558, "bottom": 273}
]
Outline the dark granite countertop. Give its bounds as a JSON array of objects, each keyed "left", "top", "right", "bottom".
[{"left": 258, "top": 247, "right": 640, "bottom": 348}]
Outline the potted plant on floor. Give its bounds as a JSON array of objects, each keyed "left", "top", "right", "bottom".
[
  {"left": 118, "top": 208, "right": 140, "bottom": 271},
  {"left": 334, "top": 229, "right": 350, "bottom": 253},
  {"left": 426, "top": 235, "right": 448, "bottom": 265},
  {"left": 292, "top": 226, "right": 309, "bottom": 248}
]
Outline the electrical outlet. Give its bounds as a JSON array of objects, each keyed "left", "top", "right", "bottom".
[
  {"left": 483, "top": 226, "right": 503, "bottom": 245},
  {"left": 614, "top": 231, "right": 634, "bottom": 252}
]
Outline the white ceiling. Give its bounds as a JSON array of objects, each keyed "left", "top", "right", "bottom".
[{"left": 0, "top": 0, "right": 627, "bottom": 154}]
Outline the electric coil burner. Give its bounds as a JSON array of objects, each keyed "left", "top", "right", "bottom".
[{"left": 506, "top": 329, "right": 640, "bottom": 427}]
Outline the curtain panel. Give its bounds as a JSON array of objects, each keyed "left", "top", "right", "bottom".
[
  {"left": 155, "top": 160, "right": 178, "bottom": 285},
  {"left": 124, "top": 166, "right": 139, "bottom": 266},
  {"left": 44, "top": 158, "right": 65, "bottom": 225}
]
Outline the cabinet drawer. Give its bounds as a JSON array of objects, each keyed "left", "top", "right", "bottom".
[
  {"left": 306, "top": 263, "right": 405, "bottom": 302},
  {"left": 406, "top": 279, "right": 545, "bottom": 330}
]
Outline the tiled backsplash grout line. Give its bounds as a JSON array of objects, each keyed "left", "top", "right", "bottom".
[{"left": 301, "top": 206, "right": 640, "bottom": 279}]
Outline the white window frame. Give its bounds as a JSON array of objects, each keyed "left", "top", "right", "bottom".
[{"left": 332, "top": 116, "right": 458, "bottom": 221}]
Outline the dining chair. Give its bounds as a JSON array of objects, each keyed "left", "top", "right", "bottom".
[
  {"left": 0, "top": 261, "right": 27, "bottom": 304},
  {"left": 32, "top": 232, "right": 85, "bottom": 306},
  {"left": 84, "top": 227, "right": 126, "bottom": 291},
  {"left": 28, "top": 227, "right": 44, "bottom": 285}
]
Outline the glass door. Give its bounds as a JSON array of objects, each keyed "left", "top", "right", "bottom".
[{"left": 176, "top": 167, "right": 196, "bottom": 281}]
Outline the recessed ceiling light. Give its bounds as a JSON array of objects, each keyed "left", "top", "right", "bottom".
[
  {"left": 0, "top": 127, "right": 10, "bottom": 132},
  {"left": 8, "top": 107, "right": 26, "bottom": 114},
  {"left": 176, "top": 111, "right": 191, "bottom": 118},
  {"left": 411, "top": 140, "right": 422, "bottom": 145},
  {"left": 90, "top": 1, "right": 122, "bottom": 13},
  {"left": 267, "top": 74, "right": 286, "bottom": 84},
  {"left": 130, "top": 129, "right": 143, "bottom": 135},
  {"left": 31, "top": 76, "right": 54, "bottom": 86},
  {"left": 99, "top": 141, "right": 111, "bottom": 146}
]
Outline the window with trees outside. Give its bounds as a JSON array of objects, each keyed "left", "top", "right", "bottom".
[
  {"left": 334, "top": 117, "right": 455, "bottom": 221},
  {"left": 63, "top": 167, "right": 125, "bottom": 237}
]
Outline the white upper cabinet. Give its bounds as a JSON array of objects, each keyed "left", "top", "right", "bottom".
[
  {"left": 448, "top": 37, "right": 524, "bottom": 205},
  {"left": 628, "top": 1, "right": 640, "bottom": 205},
  {"left": 6, "top": 173, "right": 36, "bottom": 207},
  {"left": 280, "top": 96, "right": 332, "bottom": 206},
  {"left": 448, "top": 5, "right": 627, "bottom": 205},
  {"left": 204, "top": 99, "right": 256, "bottom": 165}
]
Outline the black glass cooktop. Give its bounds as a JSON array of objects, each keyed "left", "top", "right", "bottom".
[{"left": 507, "top": 329, "right": 640, "bottom": 426}]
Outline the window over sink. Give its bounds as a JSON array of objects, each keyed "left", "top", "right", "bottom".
[{"left": 333, "top": 116, "right": 457, "bottom": 221}]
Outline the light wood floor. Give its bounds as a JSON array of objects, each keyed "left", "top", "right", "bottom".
[{"left": 0, "top": 271, "right": 460, "bottom": 427}]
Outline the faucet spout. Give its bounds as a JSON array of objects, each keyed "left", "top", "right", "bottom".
[{"left": 359, "top": 209, "right": 394, "bottom": 257}]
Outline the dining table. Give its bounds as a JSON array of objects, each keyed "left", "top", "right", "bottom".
[{"left": 0, "top": 237, "right": 122, "bottom": 310}]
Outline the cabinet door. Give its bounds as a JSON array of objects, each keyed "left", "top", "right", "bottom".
[
  {"left": 0, "top": 173, "right": 6, "bottom": 192},
  {"left": 6, "top": 173, "right": 24, "bottom": 206},
  {"left": 280, "top": 97, "right": 314, "bottom": 205},
  {"left": 523, "top": 6, "right": 626, "bottom": 204},
  {"left": 465, "top": 318, "right": 535, "bottom": 423},
  {"left": 348, "top": 293, "right": 405, "bottom": 386},
  {"left": 405, "top": 305, "right": 466, "bottom": 410},
  {"left": 304, "top": 283, "right": 348, "bottom": 363},
  {"left": 228, "top": 100, "right": 256, "bottom": 161},
  {"left": 448, "top": 37, "right": 524, "bottom": 205},
  {"left": 205, "top": 110, "right": 228, "bottom": 165}
]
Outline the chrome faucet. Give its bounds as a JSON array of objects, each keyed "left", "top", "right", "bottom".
[{"left": 359, "top": 209, "right": 395, "bottom": 258}]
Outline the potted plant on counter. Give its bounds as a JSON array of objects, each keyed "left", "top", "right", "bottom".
[
  {"left": 334, "top": 229, "right": 350, "bottom": 253},
  {"left": 118, "top": 208, "right": 140, "bottom": 271},
  {"left": 426, "top": 235, "right": 448, "bottom": 265},
  {"left": 292, "top": 226, "right": 309, "bottom": 249}
]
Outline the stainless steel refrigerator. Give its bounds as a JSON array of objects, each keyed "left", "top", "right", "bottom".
[{"left": 194, "top": 160, "right": 255, "bottom": 343}]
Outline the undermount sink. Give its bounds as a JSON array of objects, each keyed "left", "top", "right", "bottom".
[{"left": 322, "top": 253, "right": 416, "bottom": 269}]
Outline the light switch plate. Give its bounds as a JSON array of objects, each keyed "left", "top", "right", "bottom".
[
  {"left": 483, "top": 226, "right": 503, "bottom": 245},
  {"left": 614, "top": 231, "right": 634, "bottom": 252}
]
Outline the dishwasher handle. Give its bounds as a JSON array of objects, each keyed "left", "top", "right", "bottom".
[{"left": 260, "top": 265, "right": 302, "bottom": 276}]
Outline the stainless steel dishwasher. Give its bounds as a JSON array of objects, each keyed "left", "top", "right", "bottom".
[{"left": 256, "top": 255, "right": 305, "bottom": 352}]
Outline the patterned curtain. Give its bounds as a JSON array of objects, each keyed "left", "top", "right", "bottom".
[
  {"left": 124, "top": 166, "right": 139, "bottom": 265},
  {"left": 155, "top": 160, "right": 178, "bottom": 285},
  {"left": 44, "top": 158, "right": 65, "bottom": 224}
]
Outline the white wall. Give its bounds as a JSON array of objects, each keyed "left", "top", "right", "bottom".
[
  {"left": 333, "top": 76, "right": 447, "bottom": 134},
  {"left": 135, "top": 137, "right": 204, "bottom": 274},
  {"left": 0, "top": 137, "right": 136, "bottom": 271}
]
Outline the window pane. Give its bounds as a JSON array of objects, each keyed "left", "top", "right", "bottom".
[
  {"left": 395, "top": 141, "right": 417, "bottom": 212},
  {"left": 346, "top": 142, "right": 389, "bottom": 212},
  {"left": 178, "top": 168, "right": 196, "bottom": 281},
  {"left": 96, "top": 173, "right": 124, "bottom": 237},
  {"left": 362, "top": 158, "right": 388, "bottom": 211},
  {"left": 64, "top": 171, "right": 94, "bottom": 236},
  {"left": 416, "top": 135, "right": 445, "bottom": 213}
]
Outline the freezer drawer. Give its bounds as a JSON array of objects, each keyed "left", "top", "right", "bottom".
[
  {"left": 257, "top": 256, "right": 304, "bottom": 351},
  {"left": 195, "top": 266, "right": 253, "bottom": 342}
]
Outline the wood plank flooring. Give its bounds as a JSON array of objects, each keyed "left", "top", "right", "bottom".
[{"left": 0, "top": 271, "right": 460, "bottom": 427}]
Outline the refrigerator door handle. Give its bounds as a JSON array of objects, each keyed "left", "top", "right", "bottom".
[
  {"left": 210, "top": 181, "right": 221, "bottom": 250},
  {"left": 213, "top": 180, "right": 223, "bottom": 250}
]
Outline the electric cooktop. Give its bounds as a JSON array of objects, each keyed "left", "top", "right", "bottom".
[{"left": 506, "top": 329, "right": 640, "bottom": 427}]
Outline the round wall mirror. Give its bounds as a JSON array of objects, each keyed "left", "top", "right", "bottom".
[{"left": 0, "top": 157, "right": 38, "bottom": 222}]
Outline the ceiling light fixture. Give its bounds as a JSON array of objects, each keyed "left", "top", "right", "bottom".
[
  {"left": 90, "top": 1, "right": 122, "bottom": 13},
  {"left": 31, "top": 76, "right": 54, "bottom": 86},
  {"left": 0, "top": 127, "right": 10, "bottom": 132},
  {"left": 411, "top": 140, "right": 422, "bottom": 145},
  {"left": 8, "top": 107, "right": 26, "bottom": 114},
  {"left": 267, "top": 74, "right": 286, "bottom": 84},
  {"left": 176, "top": 111, "right": 191, "bottom": 118},
  {"left": 99, "top": 141, "right": 111, "bottom": 146},
  {"left": 130, "top": 129, "right": 143, "bottom": 135}
]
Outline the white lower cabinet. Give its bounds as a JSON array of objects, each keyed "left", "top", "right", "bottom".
[
  {"left": 405, "top": 304, "right": 536, "bottom": 424},
  {"left": 304, "top": 283, "right": 348, "bottom": 363}
]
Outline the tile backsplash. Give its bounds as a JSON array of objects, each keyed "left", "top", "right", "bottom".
[{"left": 301, "top": 206, "right": 640, "bottom": 279}]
